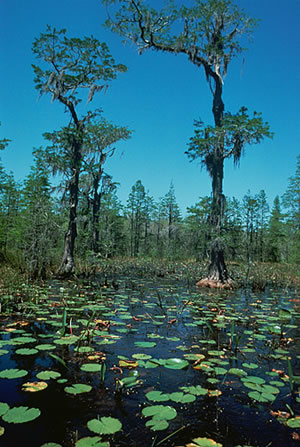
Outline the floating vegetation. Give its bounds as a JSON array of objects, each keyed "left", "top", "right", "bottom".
[{"left": 0, "top": 277, "right": 299, "bottom": 446}]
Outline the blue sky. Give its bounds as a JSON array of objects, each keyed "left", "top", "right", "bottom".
[{"left": 0, "top": 0, "right": 299, "bottom": 214}]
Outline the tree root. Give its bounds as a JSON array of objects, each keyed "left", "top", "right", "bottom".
[{"left": 196, "top": 278, "right": 236, "bottom": 290}]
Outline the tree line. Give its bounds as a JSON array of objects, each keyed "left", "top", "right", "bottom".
[
  {"left": 0, "top": 1, "right": 299, "bottom": 281},
  {"left": 0, "top": 152, "right": 299, "bottom": 278}
]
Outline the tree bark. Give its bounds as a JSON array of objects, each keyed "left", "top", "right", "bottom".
[
  {"left": 57, "top": 138, "right": 81, "bottom": 277},
  {"left": 201, "top": 76, "right": 230, "bottom": 284}
]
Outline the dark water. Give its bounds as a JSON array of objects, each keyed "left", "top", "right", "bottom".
[{"left": 0, "top": 277, "right": 299, "bottom": 447}]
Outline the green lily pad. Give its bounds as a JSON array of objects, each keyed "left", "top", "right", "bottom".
[
  {"left": 180, "top": 385, "right": 208, "bottom": 396},
  {"left": 0, "top": 402, "right": 9, "bottom": 416},
  {"left": 75, "top": 437, "right": 110, "bottom": 447},
  {"left": 241, "top": 376, "right": 265, "bottom": 385},
  {"left": 76, "top": 346, "right": 94, "bottom": 353},
  {"left": 15, "top": 348, "right": 38, "bottom": 355},
  {"left": 164, "top": 358, "right": 189, "bottom": 370},
  {"left": 286, "top": 417, "right": 300, "bottom": 428},
  {"left": 248, "top": 391, "right": 276, "bottom": 402},
  {"left": 190, "top": 437, "right": 223, "bottom": 446},
  {"left": 169, "top": 392, "right": 196, "bottom": 403},
  {"left": 132, "top": 353, "right": 152, "bottom": 360},
  {"left": 0, "top": 349, "right": 9, "bottom": 356},
  {"left": 146, "top": 391, "right": 169, "bottom": 402},
  {"left": 36, "top": 371, "right": 61, "bottom": 380},
  {"left": 11, "top": 336, "right": 36, "bottom": 344},
  {"left": 65, "top": 383, "right": 92, "bottom": 394},
  {"left": 142, "top": 405, "right": 177, "bottom": 421},
  {"left": 87, "top": 417, "right": 122, "bottom": 435},
  {"left": 228, "top": 368, "right": 247, "bottom": 377},
  {"left": 0, "top": 426, "right": 4, "bottom": 436},
  {"left": 279, "top": 308, "right": 291, "bottom": 320},
  {"left": 2, "top": 406, "right": 40, "bottom": 423},
  {"left": 184, "top": 353, "right": 205, "bottom": 361},
  {"left": 242, "top": 363, "right": 258, "bottom": 370},
  {"left": 65, "top": 384, "right": 92, "bottom": 395},
  {"left": 0, "top": 369, "right": 28, "bottom": 379},
  {"left": 134, "top": 341, "right": 156, "bottom": 348},
  {"left": 80, "top": 364, "right": 102, "bottom": 373},
  {"left": 145, "top": 418, "right": 169, "bottom": 431},
  {"left": 54, "top": 336, "right": 78, "bottom": 345},
  {"left": 35, "top": 344, "right": 56, "bottom": 351}
]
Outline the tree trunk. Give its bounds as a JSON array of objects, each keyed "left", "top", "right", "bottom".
[
  {"left": 57, "top": 140, "right": 81, "bottom": 277},
  {"left": 91, "top": 154, "right": 106, "bottom": 254},
  {"left": 92, "top": 176, "right": 101, "bottom": 254},
  {"left": 197, "top": 76, "right": 233, "bottom": 288}
]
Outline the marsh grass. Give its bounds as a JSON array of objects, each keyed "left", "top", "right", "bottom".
[{"left": 76, "top": 257, "right": 300, "bottom": 289}]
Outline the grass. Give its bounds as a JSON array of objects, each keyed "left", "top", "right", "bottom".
[{"left": 75, "top": 257, "right": 300, "bottom": 289}]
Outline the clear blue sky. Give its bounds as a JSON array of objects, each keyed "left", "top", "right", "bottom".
[{"left": 0, "top": 0, "right": 299, "bottom": 214}]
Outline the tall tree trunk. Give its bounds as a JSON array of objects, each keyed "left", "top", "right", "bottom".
[
  {"left": 207, "top": 154, "right": 228, "bottom": 282},
  {"left": 91, "top": 154, "right": 106, "bottom": 254},
  {"left": 58, "top": 140, "right": 81, "bottom": 277},
  {"left": 204, "top": 77, "right": 229, "bottom": 284},
  {"left": 92, "top": 175, "right": 101, "bottom": 254}
]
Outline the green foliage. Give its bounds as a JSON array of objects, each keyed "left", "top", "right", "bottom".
[
  {"left": 32, "top": 26, "right": 126, "bottom": 106},
  {"left": 266, "top": 196, "right": 285, "bottom": 262},
  {"left": 32, "top": 26, "right": 128, "bottom": 275},
  {"left": 2, "top": 406, "right": 41, "bottom": 424},
  {"left": 19, "top": 149, "right": 60, "bottom": 278},
  {"left": 186, "top": 107, "right": 272, "bottom": 173},
  {"left": 104, "top": 0, "right": 256, "bottom": 82},
  {"left": 87, "top": 416, "right": 122, "bottom": 435},
  {"left": 282, "top": 155, "right": 300, "bottom": 263}
]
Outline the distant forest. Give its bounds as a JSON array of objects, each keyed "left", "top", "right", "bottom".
[{"left": 0, "top": 151, "right": 299, "bottom": 279}]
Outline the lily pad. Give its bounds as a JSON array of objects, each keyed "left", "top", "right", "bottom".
[
  {"left": 35, "top": 344, "right": 56, "bottom": 351},
  {"left": 65, "top": 384, "right": 92, "bottom": 395},
  {"left": 132, "top": 353, "right": 152, "bottom": 360},
  {"left": 15, "top": 348, "right": 38, "bottom": 355},
  {"left": 169, "top": 392, "right": 196, "bottom": 403},
  {"left": 242, "top": 363, "right": 258, "bottom": 370},
  {"left": 0, "top": 368, "right": 28, "bottom": 379},
  {"left": 145, "top": 418, "right": 169, "bottom": 431},
  {"left": 80, "top": 364, "right": 102, "bottom": 373},
  {"left": 0, "top": 402, "right": 9, "bottom": 416},
  {"left": 286, "top": 417, "right": 300, "bottom": 428},
  {"left": 142, "top": 405, "right": 177, "bottom": 421},
  {"left": 248, "top": 391, "right": 276, "bottom": 402},
  {"left": 134, "top": 341, "right": 156, "bottom": 348},
  {"left": 75, "top": 437, "right": 110, "bottom": 447},
  {"left": 146, "top": 391, "right": 169, "bottom": 402},
  {"left": 188, "top": 437, "right": 223, "bottom": 447},
  {"left": 11, "top": 336, "right": 36, "bottom": 344},
  {"left": 2, "top": 406, "right": 40, "bottom": 423},
  {"left": 54, "top": 336, "right": 78, "bottom": 345},
  {"left": 87, "top": 417, "right": 122, "bottom": 435},
  {"left": 180, "top": 385, "right": 208, "bottom": 396},
  {"left": 164, "top": 358, "right": 189, "bottom": 370},
  {"left": 22, "top": 381, "right": 48, "bottom": 392},
  {"left": 36, "top": 371, "right": 61, "bottom": 380},
  {"left": 184, "top": 353, "right": 205, "bottom": 361},
  {"left": 228, "top": 368, "right": 247, "bottom": 377}
]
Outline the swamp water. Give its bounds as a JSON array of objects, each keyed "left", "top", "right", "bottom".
[{"left": 0, "top": 277, "right": 299, "bottom": 447}]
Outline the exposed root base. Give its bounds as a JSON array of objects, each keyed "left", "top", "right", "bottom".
[{"left": 196, "top": 278, "right": 236, "bottom": 290}]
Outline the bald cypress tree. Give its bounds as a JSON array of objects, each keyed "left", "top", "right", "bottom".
[
  {"left": 104, "top": 0, "right": 272, "bottom": 286},
  {"left": 32, "top": 26, "right": 127, "bottom": 276}
]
